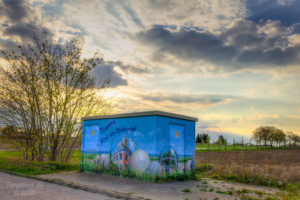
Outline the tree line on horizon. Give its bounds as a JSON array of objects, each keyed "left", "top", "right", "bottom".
[
  {"left": 196, "top": 126, "right": 300, "bottom": 148},
  {"left": 252, "top": 126, "right": 300, "bottom": 147},
  {"left": 196, "top": 133, "right": 228, "bottom": 145}
]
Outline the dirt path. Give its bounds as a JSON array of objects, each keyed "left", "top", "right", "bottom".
[{"left": 38, "top": 171, "right": 283, "bottom": 200}]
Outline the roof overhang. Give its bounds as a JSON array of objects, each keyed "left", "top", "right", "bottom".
[{"left": 82, "top": 110, "right": 198, "bottom": 122}]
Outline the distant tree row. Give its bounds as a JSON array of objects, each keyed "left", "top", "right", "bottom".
[
  {"left": 196, "top": 133, "right": 228, "bottom": 145},
  {"left": 252, "top": 126, "right": 300, "bottom": 147},
  {"left": 196, "top": 133, "right": 210, "bottom": 144},
  {"left": 215, "top": 135, "right": 227, "bottom": 145}
]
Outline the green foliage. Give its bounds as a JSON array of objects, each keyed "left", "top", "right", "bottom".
[
  {"left": 182, "top": 188, "right": 191, "bottom": 193},
  {"left": 0, "top": 151, "right": 79, "bottom": 175},
  {"left": 195, "top": 143, "right": 298, "bottom": 152},
  {"left": 236, "top": 188, "right": 252, "bottom": 194},
  {"left": 216, "top": 135, "right": 225, "bottom": 145},
  {"left": 254, "top": 190, "right": 264, "bottom": 197},
  {"left": 1, "top": 126, "right": 18, "bottom": 137},
  {"left": 253, "top": 126, "right": 300, "bottom": 147},
  {"left": 216, "top": 190, "right": 233, "bottom": 195},
  {"left": 196, "top": 133, "right": 210, "bottom": 144},
  {"left": 284, "top": 183, "right": 300, "bottom": 192}
]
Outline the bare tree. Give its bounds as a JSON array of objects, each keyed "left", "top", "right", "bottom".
[
  {"left": 253, "top": 126, "right": 272, "bottom": 146},
  {"left": 273, "top": 128, "right": 285, "bottom": 147},
  {"left": 287, "top": 132, "right": 300, "bottom": 147},
  {"left": 0, "top": 33, "right": 111, "bottom": 161},
  {"left": 252, "top": 126, "right": 286, "bottom": 147}
]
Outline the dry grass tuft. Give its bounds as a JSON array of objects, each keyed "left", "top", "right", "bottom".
[{"left": 196, "top": 149, "right": 300, "bottom": 184}]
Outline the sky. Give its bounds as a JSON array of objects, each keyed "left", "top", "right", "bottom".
[{"left": 0, "top": 0, "right": 300, "bottom": 138}]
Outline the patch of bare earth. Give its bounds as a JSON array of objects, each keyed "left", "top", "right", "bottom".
[{"left": 196, "top": 149, "right": 300, "bottom": 182}]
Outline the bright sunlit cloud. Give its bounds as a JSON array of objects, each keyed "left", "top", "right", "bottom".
[{"left": 0, "top": 0, "right": 300, "bottom": 137}]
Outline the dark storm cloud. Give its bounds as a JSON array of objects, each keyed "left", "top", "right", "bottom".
[
  {"left": 141, "top": 93, "right": 235, "bottom": 105},
  {"left": 92, "top": 62, "right": 128, "bottom": 88},
  {"left": 220, "top": 20, "right": 292, "bottom": 50},
  {"left": 91, "top": 60, "right": 151, "bottom": 88},
  {"left": 0, "top": 0, "right": 52, "bottom": 44},
  {"left": 135, "top": 20, "right": 300, "bottom": 71},
  {"left": 3, "top": 23, "right": 51, "bottom": 41},
  {"left": 137, "top": 26, "right": 236, "bottom": 65},
  {"left": 0, "top": 0, "right": 32, "bottom": 23}
]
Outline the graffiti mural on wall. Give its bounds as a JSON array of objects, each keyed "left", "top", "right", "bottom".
[{"left": 81, "top": 115, "right": 195, "bottom": 180}]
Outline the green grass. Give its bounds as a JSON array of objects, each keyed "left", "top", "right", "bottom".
[
  {"left": 195, "top": 144, "right": 297, "bottom": 152},
  {"left": 0, "top": 150, "right": 80, "bottom": 175},
  {"left": 236, "top": 188, "right": 252, "bottom": 194},
  {"left": 182, "top": 188, "right": 191, "bottom": 193},
  {"left": 254, "top": 190, "right": 264, "bottom": 197},
  {"left": 216, "top": 190, "right": 233, "bottom": 195}
]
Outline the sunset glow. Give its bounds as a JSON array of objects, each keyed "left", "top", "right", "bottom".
[{"left": 1, "top": 0, "right": 300, "bottom": 137}]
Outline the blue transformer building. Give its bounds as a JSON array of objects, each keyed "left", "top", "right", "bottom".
[{"left": 81, "top": 111, "right": 197, "bottom": 179}]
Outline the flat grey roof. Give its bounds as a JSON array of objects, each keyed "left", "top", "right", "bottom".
[{"left": 82, "top": 110, "right": 198, "bottom": 122}]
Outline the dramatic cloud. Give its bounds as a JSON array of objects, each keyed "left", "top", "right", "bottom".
[
  {"left": 92, "top": 62, "right": 128, "bottom": 88},
  {"left": 1, "top": 0, "right": 300, "bottom": 136},
  {"left": 136, "top": 20, "right": 300, "bottom": 72},
  {"left": 0, "top": 0, "right": 32, "bottom": 23},
  {"left": 3, "top": 23, "right": 50, "bottom": 41},
  {"left": 0, "top": 0, "right": 52, "bottom": 45},
  {"left": 103, "top": 60, "right": 151, "bottom": 74},
  {"left": 91, "top": 60, "right": 151, "bottom": 88},
  {"left": 140, "top": 93, "right": 235, "bottom": 105},
  {"left": 130, "top": 0, "right": 246, "bottom": 31}
]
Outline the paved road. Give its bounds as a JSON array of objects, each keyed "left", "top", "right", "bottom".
[{"left": 0, "top": 172, "right": 120, "bottom": 200}]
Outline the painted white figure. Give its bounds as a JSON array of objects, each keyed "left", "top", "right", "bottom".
[
  {"left": 148, "top": 161, "right": 162, "bottom": 176},
  {"left": 93, "top": 155, "right": 100, "bottom": 165},
  {"left": 100, "top": 154, "right": 110, "bottom": 168},
  {"left": 185, "top": 160, "right": 192, "bottom": 172},
  {"left": 177, "top": 163, "right": 185, "bottom": 173},
  {"left": 130, "top": 149, "right": 150, "bottom": 176}
]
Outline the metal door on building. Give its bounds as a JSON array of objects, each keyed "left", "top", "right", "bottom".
[{"left": 169, "top": 123, "right": 185, "bottom": 156}]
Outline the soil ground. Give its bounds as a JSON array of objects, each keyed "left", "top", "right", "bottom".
[
  {"left": 195, "top": 149, "right": 300, "bottom": 182},
  {"left": 196, "top": 149, "right": 300, "bottom": 165}
]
